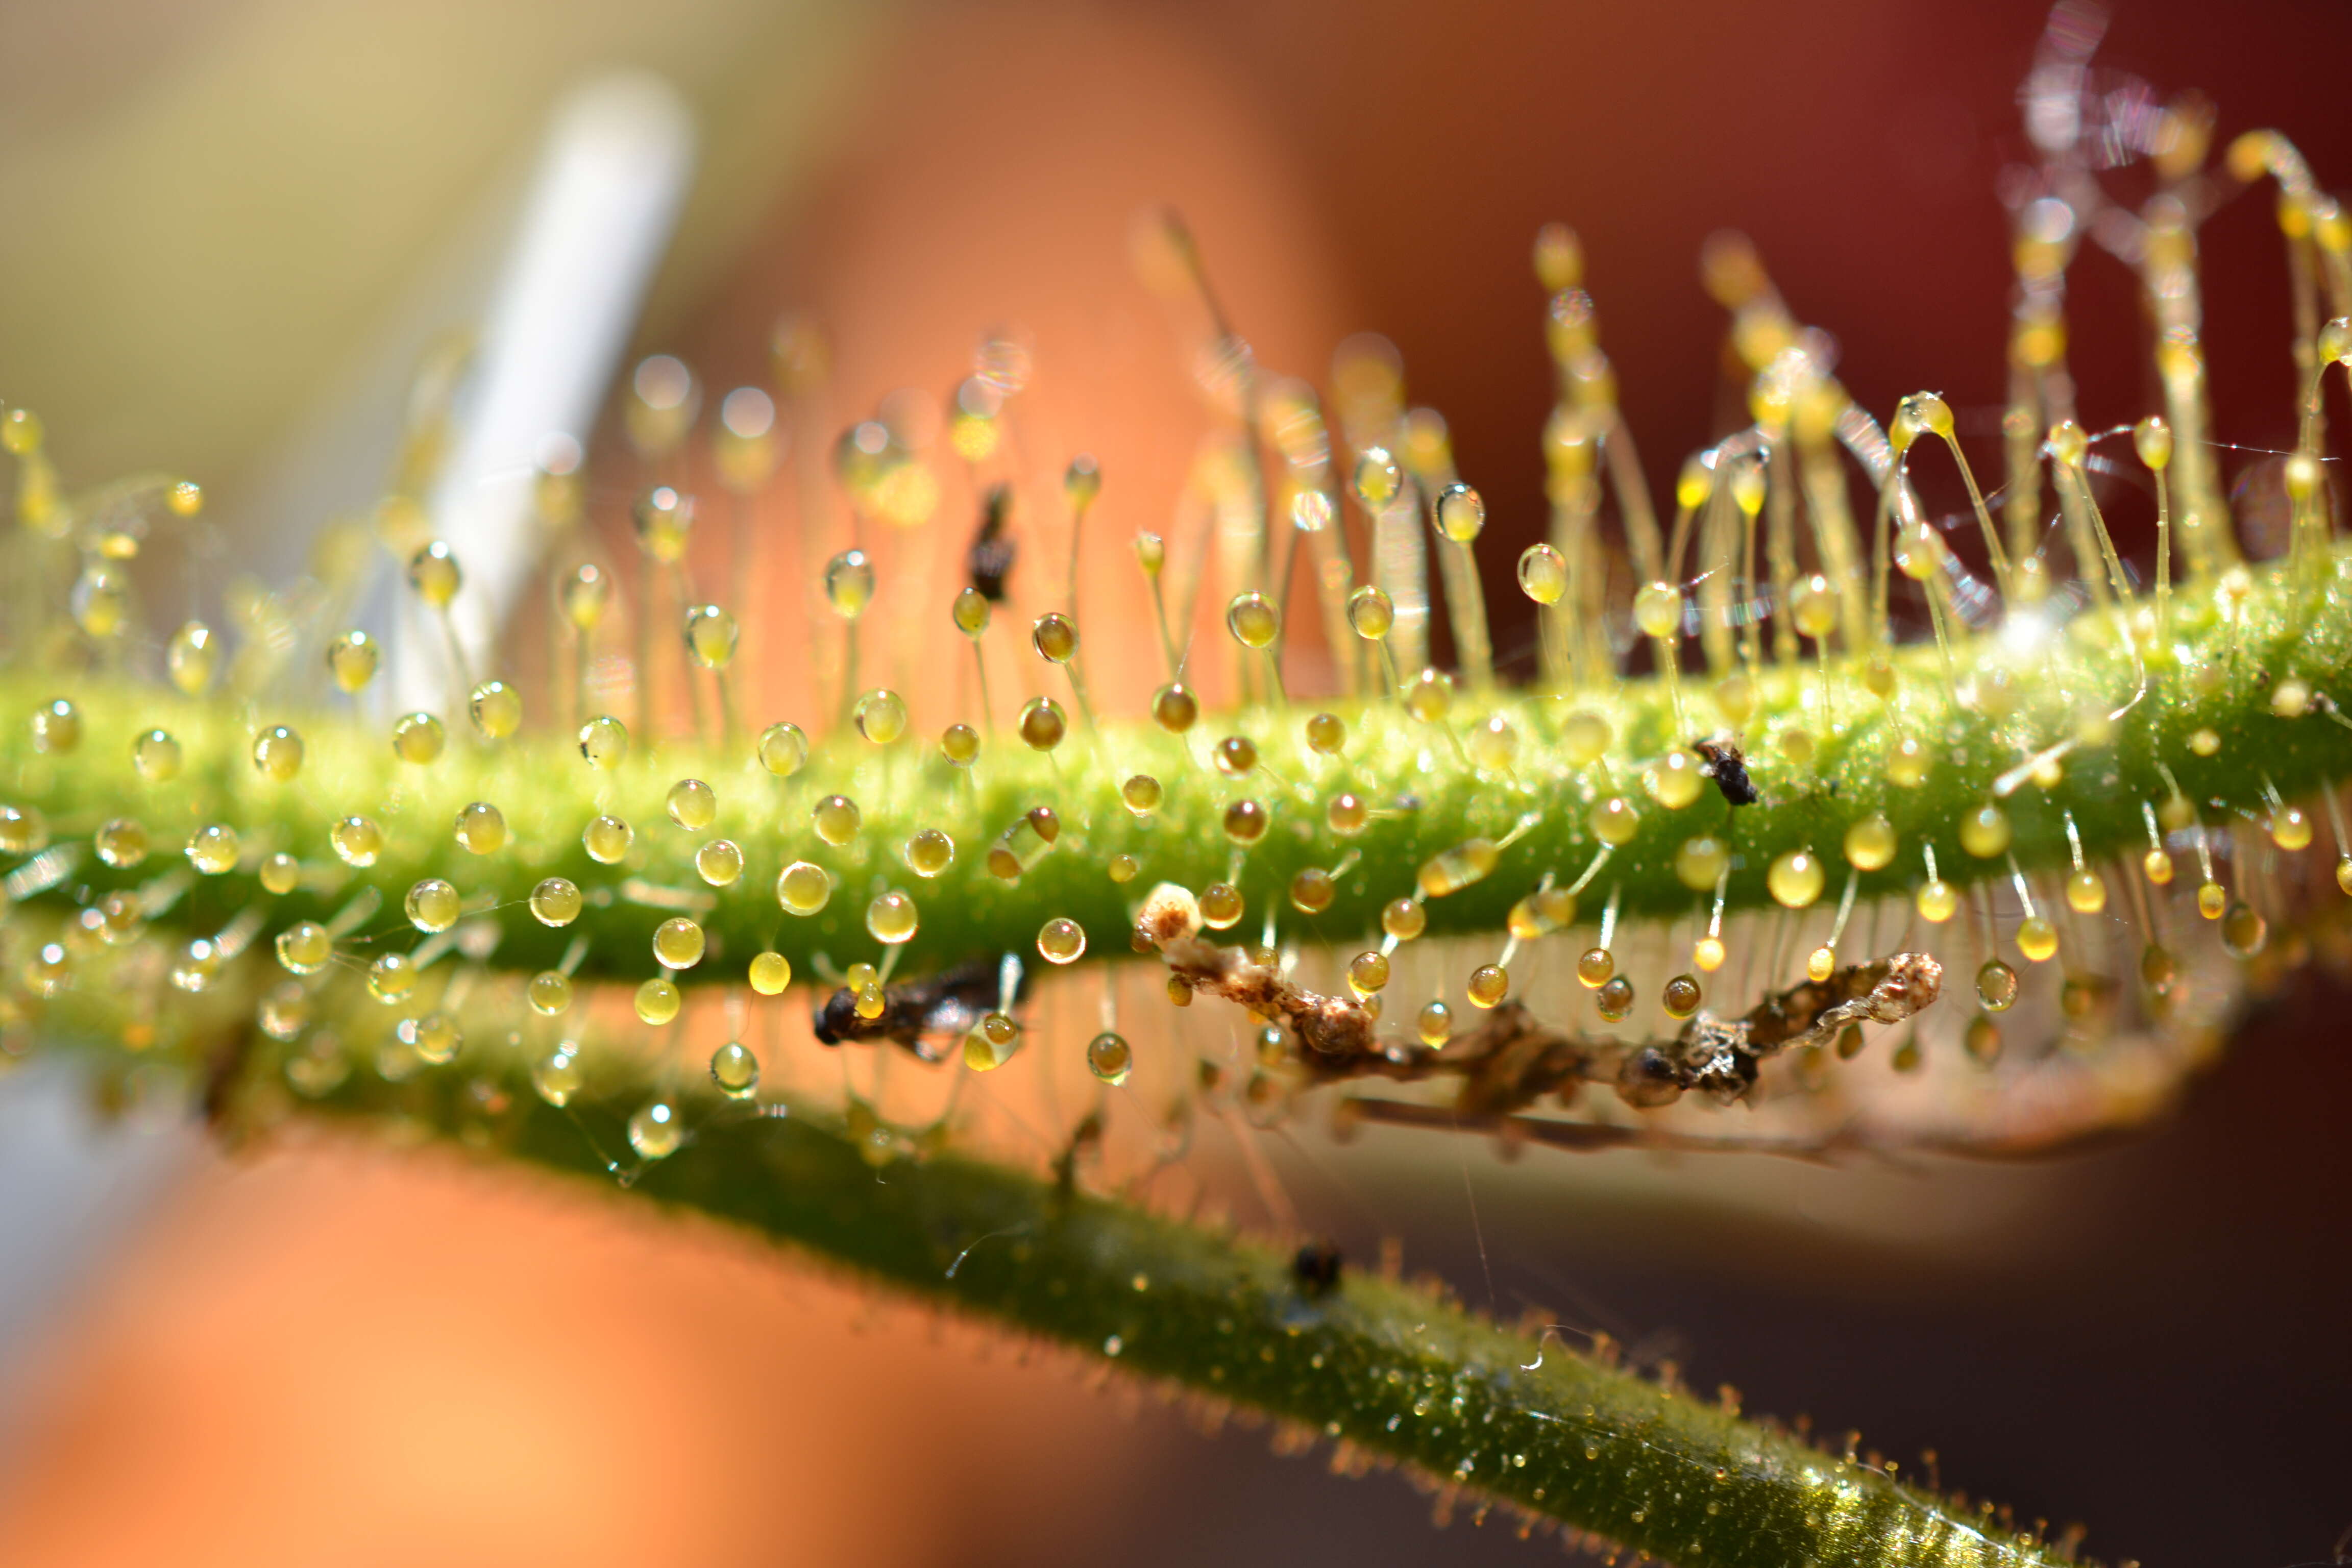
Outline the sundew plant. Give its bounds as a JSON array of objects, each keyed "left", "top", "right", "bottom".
[{"left": 3, "top": 15, "right": 2347, "bottom": 1567}]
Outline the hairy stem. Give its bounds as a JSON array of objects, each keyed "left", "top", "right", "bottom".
[{"left": 38, "top": 966, "right": 2067, "bottom": 1568}]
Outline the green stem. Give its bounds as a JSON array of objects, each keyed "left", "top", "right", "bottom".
[
  {"left": 34, "top": 970, "right": 2069, "bottom": 1568},
  {"left": 7, "top": 552, "right": 2351, "bottom": 991}
]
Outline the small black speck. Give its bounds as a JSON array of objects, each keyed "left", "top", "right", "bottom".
[{"left": 1293, "top": 1239, "right": 1343, "bottom": 1296}]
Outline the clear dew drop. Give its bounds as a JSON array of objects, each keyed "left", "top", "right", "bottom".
[
  {"left": 393, "top": 711, "right": 446, "bottom": 765},
  {"left": 530, "top": 877, "right": 583, "bottom": 926},
  {"left": 758, "top": 722, "right": 808, "bottom": 777},
  {"left": 405, "top": 878, "right": 461, "bottom": 934},
  {"left": 1086, "top": 1031, "right": 1133, "bottom": 1085},
  {"left": 667, "top": 778, "right": 718, "bottom": 830},
  {"left": 628, "top": 1100, "right": 682, "bottom": 1160},
  {"left": 710, "top": 1041, "right": 761, "bottom": 1099}
]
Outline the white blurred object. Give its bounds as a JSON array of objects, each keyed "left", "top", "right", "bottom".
[{"left": 403, "top": 72, "right": 697, "bottom": 707}]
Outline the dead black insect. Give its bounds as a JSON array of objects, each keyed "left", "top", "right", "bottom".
[
  {"left": 814, "top": 954, "right": 1025, "bottom": 1062},
  {"left": 1292, "top": 1239, "right": 1343, "bottom": 1296},
  {"left": 966, "top": 483, "right": 1016, "bottom": 601},
  {"left": 1693, "top": 737, "right": 1758, "bottom": 806}
]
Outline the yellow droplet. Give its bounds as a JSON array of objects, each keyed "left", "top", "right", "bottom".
[
  {"left": 401, "top": 877, "right": 459, "bottom": 934},
  {"left": 940, "top": 724, "right": 981, "bottom": 766},
  {"left": 1670, "top": 834, "right": 1726, "bottom": 892},
  {"left": 408, "top": 541, "right": 461, "bottom": 607},
  {"left": 1199, "top": 885, "right": 1244, "bottom": 929},
  {"left": 2221, "top": 899, "right": 2267, "bottom": 957},
  {"left": 625, "top": 1100, "right": 682, "bottom": 1161},
  {"left": 393, "top": 712, "right": 446, "bottom": 765},
  {"left": 1632, "top": 581, "right": 1680, "bottom": 639},
  {"left": 824, "top": 551, "right": 876, "bottom": 619},
  {"left": 813, "top": 794, "right": 861, "bottom": 845},
  {"left": 2134, "top": 414, "right": 2173, "bottom": 471},
  {"left": 1517, "top": 544, "right": 1567, "bottom": 605},
  {"left": 2017, "top": 916, "right": 2059, "bottom": 963},
  {"left": 748, "top": 951, "right": 793, "bottom": 994},
  {"left": 1595, "top": 975, "right": 1635, "bottom": 1022},
  {"left": 1121, "top": 775, "right": 1162, "bottom": 816},
  {"left": 582, "top": 815, "right": 633, "bottom": 865},
  {"left": 1644, "top": 750, "right": 1703, "bottom": 810},
  {"left": 695, "top": 839, "right": 744, "bottom": 887},
  {"left": 1435, "top": 483, "right": 1486, "bottom": 542},
  {"left": 952, "top": 589, "right": 991, "bottom": 637},
  {"left": 1405, "top": 668, "right": 1453, "bottom": 724},
  {"left": 2065, "top": 869, "right": 2107, "bottom": 914},
  {"left": 276, "top": 922, "right": 333, "bottom": 975},
  {"left": 1152, "top": 683, "right": 1199, "bottom": 733},
  {"left": 777, "top": 860, "right": 831, "bottom": 915},
  {"left": 1803, "top": 945, "right": 1834, "bottom": 983},
  {"left": 2188, "top": 727, "right": 2221, "bottom": 758},
  {"left": 635, "top": 976, "right": 684, "bottom": 1027},
  {"left": 1417, "top": 838, "right": 1500, "bottom": 899},
  {"left": 250, "top": 724, "right": 304, "bottom": 781},
  {"left": 1382, "top": 898, "right": 1426, "bottom": 942},
  {"left": 1692, "top": 935, "right": 1726, "bottom": 972},
  {"left": 1589, "top": 796, "right": 1640, "bottom": 847},
  {"left": 1305, "top": 712, "right": 1348, "bottom": 756},
  {"left": 1576, "top": 947, "right": 1614, "bottom": 989},
  {"left": 1348, "top": 951, "right": 1390, "bottom": 996},
  {"left": 684, "top": 604, "right": 740, "bottom": 669},
  {"left": 578, "top": 714, "right": 630, "bottom": 769},
  {"left": 1327, "top": 792, "right": 1368, "bottom": 836},
  {"left": 667, "top": 778, "right": 718, "bottom": 831},
  {"left": 1976, "top": 959, "right": 2019, "bottom": 1012},
  {"left": 1887, "top": 736, "right": 1929, "bottom": 789},
  {"left": 131, "top": 728, "right": 182, "bottom": 781},
  {"left": 1222, "top": 800, "right": 1269, "bottom": 845},
  {"left": 1958, "top": 803, "right": 2012, "bottom": 859},
  {"left": 1086, "top": 1032, "right": 1133, "bottom": 1086},
  {"left": 329, "top": 816, "right": 383, "bottom": 868},
  {"left": 1560, "top": 710, "right": 1611, "bottom": 766},
  {"left": 711, "top": 1042, "right": 761, "bottom": 1099},
  {"left": 1352, "top": 448, "right": 1403, "bottom": 509},
  {"left": 1466, "top": 964, "right": 1509, "bottom": 1008},
  {"left": 633, "top": 488, "right": 695, "bottom": 561},
  {"left": 454, "top": 802, "right": 507, "bottom": 855},
  {"left": 167, "top": 622, "right": 218, "bottom": 695},
  {"left": 1916, "top": 878, "right": 1958, "bottom": 923},
  {"left": 327, "top": 631, "right": 380, "bottom": 693},
  {"left": 1416, "top": 1001, "right": 1452, "bottom": 1047},
  {"left": 856, "top": 689, "right": 909, "bottom": 744},
  {"left": 2271, "top": 806, "right": 2314, "bottom": 851},
  {"left": 561, "top": 564, "right": 609, "bottom": 630},
  {"left": 904, "top": 828, "right": 954, "bottom": 878},
  {"left": 1662, "top": 974, "right": 1703, "bottom": 1018},
  {"left": 368, "top": 952, "right": 418, "bottom": 1003},
  {"left": 1226, "top": 592, "right": 1280, "bottom": 650},
  {"left": 653, "top": 917, "right": 705, "bottom": 970},
  {"left": 2338, "top": 857, "right": 2352, "bottom": 898},
  {"left": 186, "top": 823, "right": 240, "bottom": 875},
  {"left": 259, "top": 853, "right": 300, "bottom": 895},
  {"left": 1019, "top": 698, "right": 1067, "bottom": 752},
  {"left": 1767, "top": 849, "right": 1825, "bottom": 909},
  {"left": 524, "top": 969, "right": 574, "bottom": 1017},
  {"left": 2197, "top": 880, "right": 2227, "bottom": 920},
  {"left": 1289, "top": 867, "right": 1336, "bottom": 914},
  {"left": 1108, "top": 853, "right": 1139, "bottom": 884},
  {"left": 868, "top": 891, "right": 920, "bottom": 944},
  {"left": 1843, "top": 815, "right": 1897, "bottom": 871},
  {"left": 469, "top": 680, "right": 523, "bottom": 739},
  {"left": 93, "top": 818, "right": 148, "bottom": 870},
  {"left": 1038, "top": 918, "right": 1087, "bottom": 964},
  {"left": 1031, "top": 615, "right": 1078, "bottom": 664},
  {"left": 1346, "top": 585, "right": 1394, "bottom": 639},
  {"left": 757, "top": 722, "right": 807, "bottom": 777}
]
